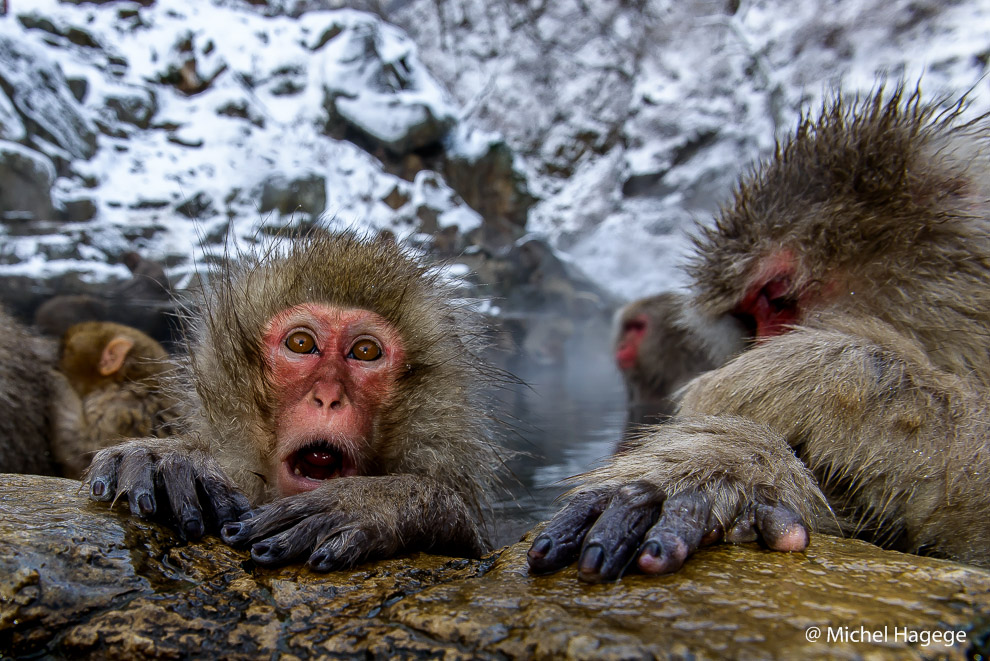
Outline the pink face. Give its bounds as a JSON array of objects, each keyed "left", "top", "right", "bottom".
[
  {"left": 615, "top": 314, "right": 647, "bottom": 371},
  {"left": 262, "top": 303, "right": 406, "bottom": 497}
]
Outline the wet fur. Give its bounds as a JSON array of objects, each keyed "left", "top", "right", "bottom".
[
  {"left": 167, "top": 230, "right": 503, "bottom": 546},
  {"left": 579, "top": 85, "right": 990, "bottom": 567}
]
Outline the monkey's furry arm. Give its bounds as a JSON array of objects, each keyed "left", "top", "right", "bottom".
[
  {"left": 84, "top": 437, "right": 251, "bottom": 540},
  {"left": 220, "top": 475, "right": 488, "bottom": 570},
  {"left": 530, "top": 323, "right": 990, "bottom": 581},
  {"left": 528, "top": 416, "right": 824, "bottom": 582}
]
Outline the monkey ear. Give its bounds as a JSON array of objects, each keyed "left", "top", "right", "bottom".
[{"left": 98, "top": 336, "right": 135, "bottom": 376}]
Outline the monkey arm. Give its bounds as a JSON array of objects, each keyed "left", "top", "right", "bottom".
[
  {"left": 530, "top": 322, "right": 990, "bottom": 581},
  {"left": 84, "top": 437, "right": 251, "bottom": 540},
  {"left": 528, "top": 416, "right": 822, "bottom": 582},
  {"left": 220, "top": 475, "right": 489, "bottom": 571},
  {"left": 680, "top": 323, "right": 990, "bottom": 563}
]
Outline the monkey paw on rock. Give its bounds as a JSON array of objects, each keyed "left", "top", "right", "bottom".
[
  {"left": 85, "top": 438, "right": 252, "bottom": 540},
  {"left": 220, "top": 475, "right": 488, "bottom": 572},
  {"left": 527, "top": 416, "right": 827, "bottom": 583}
]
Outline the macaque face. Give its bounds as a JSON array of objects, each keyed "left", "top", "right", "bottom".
[
  {"left": 615, "top": 314, "right": 647, "bottom": 371},
  {"left": 263, "top": 303, "right": 406, "bottom": 497}
]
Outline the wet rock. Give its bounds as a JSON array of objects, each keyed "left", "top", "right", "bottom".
[
  {"left": 0, "top": 141, "right": 55, "bottom": 221},
  {"left": 2, "top": 474, "right": 987, "bottom": 660},
  {"left": 0, "top": 34, "right": 98, "bottom": 160}
]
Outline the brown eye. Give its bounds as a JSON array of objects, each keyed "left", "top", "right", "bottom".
[
  {"left": 285, "top": 331, "right": 317, "bottom": 354},
  {"left": 349, "top": 339, "right": 382, "bottom": 361}
]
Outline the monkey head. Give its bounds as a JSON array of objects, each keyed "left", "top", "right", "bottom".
[
  {"left": 60, "top": 321, "right": 169, "bottom": 398},
  {"left": 687, "top": 87, "right": 990, "bottom": 351},
  {"left": 187, "top": 232, "right": 489, "bottom": 505}
]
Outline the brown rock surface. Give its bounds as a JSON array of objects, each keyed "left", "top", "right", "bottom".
[{"left": 1, "top": 474, "right": 988, "bottom": 659}]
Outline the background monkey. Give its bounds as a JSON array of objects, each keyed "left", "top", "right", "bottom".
[
  {"left": 83, "top": 231, "right": 504, "bottom": 570},
  {"left": 56, "top": 321, "right": 179, "bottom": 478},
  {"left": 529, "top": 85, "right": 990, "bottom": 582},
  {"left": 613, "top": 292, "right": 724, "bottom": 445},
  {"left": 0, "top": 306, "right": 61, "bottom": 476}
]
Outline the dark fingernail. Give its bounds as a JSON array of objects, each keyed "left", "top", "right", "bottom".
[
  {"left": 239, "top": 510, "right": 255, "bottom": 521},
  {"left": 91, "top": 479, "right": 105, "bottom": 498},
  {"left": 184, "top": 518, "right": 205, "bottom": 540},
  {"left": 639, "top": 540, "right": 660, "bottom": 560},
  {"left": 221, "top": 522, "right": 241, "bottom": 539},
  {"left": 252, "top": 542, "right": 270, "bottom": 557},
  {"left": 528, "top": 535, "right": 552, "bottom": 560},
  {"left": 308, "top": 551, "right": 329, "bottom": 571},
  {"left": 578, "top": 544, "right": 604, "bottom": 576},
  {"left": 137, "top": 493, "right": 154, "bottom": 515}
]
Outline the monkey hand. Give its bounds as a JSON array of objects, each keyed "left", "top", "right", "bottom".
[
  {"left": 220, "top": 475, "right": 488, "bottom": 571},
  {"left": 527, "top": 416, "right": 827, "bottom": 582},
  {"left": 84, "top": 438, "right": 252, "bottom": 540}
]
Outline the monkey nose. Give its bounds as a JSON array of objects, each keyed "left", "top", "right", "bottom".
[{"left": 309, "top": 382, "right": 345, "bottom": 410}]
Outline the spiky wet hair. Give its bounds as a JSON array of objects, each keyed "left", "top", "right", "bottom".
[
  {"left": 182, "top": 230, "right": 501, "bottom": 511},
  {"left": 688, "top": 84, "right": 990, "bottom": 319}
]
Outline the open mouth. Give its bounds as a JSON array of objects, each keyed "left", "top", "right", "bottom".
[{"left": 286, "top": 440, "right": 356, "bottom": 482}]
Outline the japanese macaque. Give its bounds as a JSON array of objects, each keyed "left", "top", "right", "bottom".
[
  {"left": 55, "top": 321, "right": 179, "bottom": 478},
  {"left": 83, "top": 232, "right": 503, "bottom": 570},
  {"left": 529, "top": 85, "right": 990, "bottom": 582},
  {"left": 119, "top": 251, "right": 171, "bottom": 301},
  {"left": 613, "top": 292, "right": 725, "bottom": 443},
  {"left": 0, "top": 306, "right": 60, "bottom": 475}
]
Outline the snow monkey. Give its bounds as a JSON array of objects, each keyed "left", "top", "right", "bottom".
[
  {"left": 84, "top": 231, "right": 504, "bottom": 570},
  {"left": 529, "top": 85, "right": 990, "bottom": 582},
  {"left": 56, "top": 321, "right": 180, "bottom": 478},
  {"left": 613, "top": 292, "right": 723, "bottom": 446},
  {"left": 0, "top": 306, "right": 62, "bottom": 476}
]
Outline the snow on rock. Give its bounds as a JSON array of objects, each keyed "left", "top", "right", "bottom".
[
  {"left": 1, "top": 0, "right": 989, "bottom": 305},
  {"left": 383, "top": 0, "right": 990, "bottom": 299},
  {"left": 317, "top": 10, "right": 457, "bottom": 154},
  {"left": 0, "top": 33, "right": 97, "bottom": 160},
  {"left": 0, "top": 140, "right": 56, "bottom": 222}
]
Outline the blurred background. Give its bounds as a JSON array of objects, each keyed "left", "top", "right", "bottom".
[{"left": 1, "top": 0, "right": 988, "bottom": 544}]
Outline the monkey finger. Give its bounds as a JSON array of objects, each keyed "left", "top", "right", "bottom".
[
  {"left": 197, "top": 474, "right": 252, "bottom": 529},
  {"left": 238, "top": 504, "right": 272, "bottom": 521},
  {"left": 157, "top": 456, "right": 206, "bottom": 541},
  {"left": 307, "top": 527, "right": 372, "bottom": 572},
  {"left": 222, "top": 499, "right": 322, "bottom": 547},
  {"left": 576, "top": 482, "right": 664, "bottom": 583},
  {"left": 754, "top": 503, "right": 809, "bottom": 552},
  {"left": 527, "top": 489, "right": 611, "bottom": 575},
  {"left": 724, "top": 505, "right": 758, "bottom": 543},
  {"left": 118, "top": 451, "right": 158, "bottom": 518},
  {"left": 636, "top": 491, "right": 712, "bottom": 575},
  {"left": 250, "top": 514, "right": 339, "bottom": 567},
  {"left": 85, "top": 449, "right": 120, "bottom": 502}
]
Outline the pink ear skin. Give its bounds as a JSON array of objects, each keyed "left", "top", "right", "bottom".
[{"left": 98, "top": 337, "right": 134, "bottom": 376}]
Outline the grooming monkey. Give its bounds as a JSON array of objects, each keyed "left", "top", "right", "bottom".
[
  {"left": 529, "top": 86, "right": 990, "bottom": 582},
  {"left": 56, "top": 321, "right": 179, "bottom": 478},
  {"left": 84, "top": 232, "right": 503, "bottom": 570}
]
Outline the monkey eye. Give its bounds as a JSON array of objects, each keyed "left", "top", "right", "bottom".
[
  {"left": 623, "top": 318, "right": 647, "bottom": 334},
  {"left": 349, "top": 338, "right": 382, "bottom": 361},
  {"left": 285, "top": 330, "right": 318, "bottom": 354}
]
